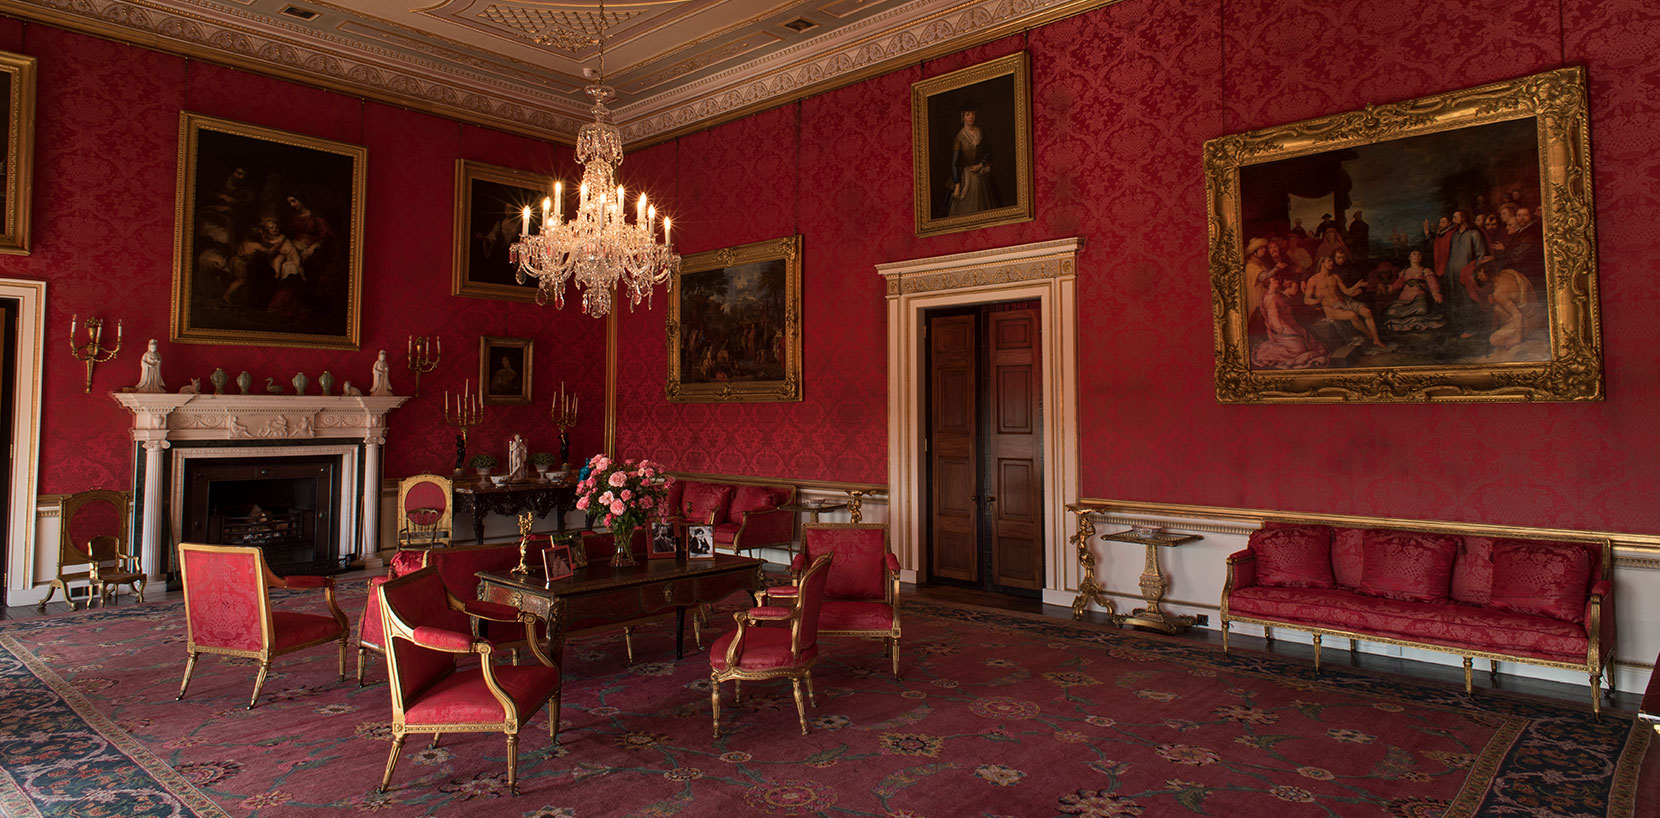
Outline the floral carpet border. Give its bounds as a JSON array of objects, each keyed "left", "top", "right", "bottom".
[
  {"left": 0, "top": 593, "right": 1644, "bottom": 818},
  {"left": 0, "top": 633, "right": 231, "bottom": 818}
]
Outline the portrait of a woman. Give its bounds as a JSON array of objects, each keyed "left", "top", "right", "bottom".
[{"left": 947, "top": 102, "right": 997, "bottom": 216}]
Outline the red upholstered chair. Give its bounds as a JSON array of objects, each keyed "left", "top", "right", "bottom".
[
  {"left": 397, "top": 474, "right": 454, "bottom": 548},
  {"left": 176, "top": 543, "right": 349, "bottom": 709},
  {"left": 357, "top": 542, "right": 529, "bottom": 685},
  {"left": 377, "top": 567, "right": 560, "bottom": 796},
  {"left": 766, "top": 523, "right": 902, "bottom": 677},
  {"left": 710, "top": 552, "right": 833, "bottom": 737}
]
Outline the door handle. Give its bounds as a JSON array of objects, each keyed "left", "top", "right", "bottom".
[
  {"left": 969, "top": 495, "right": 980, "bottom": 502},
  {"left": 985, "top": 496, "right": 997, "bottom": 504}
]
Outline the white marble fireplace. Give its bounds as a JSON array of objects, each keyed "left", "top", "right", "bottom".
[{"left": 112, "top": 393, "right": 407, "bottom": 578}]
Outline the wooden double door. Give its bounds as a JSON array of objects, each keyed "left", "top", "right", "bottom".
[{"left": 925, "top": 302, "right": 1043, "bottom": 596}]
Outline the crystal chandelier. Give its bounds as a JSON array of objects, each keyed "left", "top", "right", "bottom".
[{"left": 511, "top": 2, "right": 678, "bottom": 318}]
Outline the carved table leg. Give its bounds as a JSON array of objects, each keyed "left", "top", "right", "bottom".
[{"left": 1068, "top": 508, "right": 1114, "bottom": 620}]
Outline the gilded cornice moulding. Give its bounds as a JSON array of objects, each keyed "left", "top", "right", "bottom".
[{"left": 0, "top": 0, "right": 1123, "bottom": 145}]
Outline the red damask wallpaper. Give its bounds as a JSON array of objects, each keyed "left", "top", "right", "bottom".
[
  {"left": 8, "top": 0, "right": 1660, "bottom": 534},
  {"left": 0, "top": 24, "right": 606, "bottom": 495},
  {"left": 613, "top": 0, "right": 1660, "bottom": 534}
]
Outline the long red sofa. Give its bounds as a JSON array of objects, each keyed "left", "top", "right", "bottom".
[
  {"left": 1221, "top": 521, "right": 1615, "bottom": 714},
  {"left": 664, "top": 477, "right": 796, "bottom": 555}
]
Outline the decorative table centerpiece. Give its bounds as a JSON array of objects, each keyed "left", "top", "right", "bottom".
[
  {"left": 469, "top": 453, "right": 498, "bottom": 477},
  {"left": 532, "top": 452, "right": 557, "bottom": 477},
  {"left": 574, "top": 455, "right": 672, "bottom": 567}
]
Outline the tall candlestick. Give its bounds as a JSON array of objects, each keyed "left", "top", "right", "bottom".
[{"left": 553, "top": 181, "right": 563, "bottom": 221}]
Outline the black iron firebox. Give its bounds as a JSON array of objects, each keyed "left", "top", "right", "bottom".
[{"left": 180, "top": 455, "right": 344, "bottom": 575}]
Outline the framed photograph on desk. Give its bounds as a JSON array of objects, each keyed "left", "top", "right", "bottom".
[
  {"left": 541, "top": 544, "right": 573, "bottom": 581},
  {"left": 686, "top": 524, "right": 715, "bottom": 560},
  {"left": 649, "top": 522, "right": 678, "bottom": 560}
]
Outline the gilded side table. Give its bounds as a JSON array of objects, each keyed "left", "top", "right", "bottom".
[{"left": 1099, "top": 529, "right": 1202, "bottom": 633}]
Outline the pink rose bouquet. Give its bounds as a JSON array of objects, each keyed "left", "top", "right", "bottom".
[{"left": 574, "top": 454, "right": 672, "bottom": 541}]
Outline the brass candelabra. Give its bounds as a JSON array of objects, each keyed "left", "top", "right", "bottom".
[
  {"left": 444, "top": 380, "right": 484, "bottom": 473},
  {"left": 69, "top": 315, "right": 122, "bottom": 394},
  {"left": 551, "top": 381, "right": 579, "bottom": 468},
  {"left": 512, "top": 512, "right": 534, "bottom": 575},
  {"left": 407, "top": 335, "right": 440, "bottom": 397}
]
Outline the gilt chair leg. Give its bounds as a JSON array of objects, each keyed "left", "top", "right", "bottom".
[
  {"left": 891, "top": 638, "right": 900, "bottom": 679},
  {"left": 379, "top": 734, "right": 406, "bottom": 793},
  {"left": 623, "top": 627, "right": 636, "bottom": 664},
  {"left": 1263, "top": 626, "right": 1273, "bottom": 645},
  {"left": 805, "top": 672, "right": 817, "bottom": 707},
  {"left": 734, "top": 680, "right": 741, "bottom": 702},
  {"left": 791, "top": 678, "right": 809, "bottom": 735},
  {"left": 1221, "top": 621, "right": 1230, "bottom": 654},
  {"left": 429, "top": 733, "right": 442, "bottom": 749},
  {"left": 1311, "top": 634, "right": 1322, "bottom": 674},
  {"left": 338, "top": 639, "right": 348, "bottom": 681},
  {"left": 549, "top": 699, "right": 561, "bottom": 741},
  {"left": 1591, "top": 672, "right": 1603, "bottom": 718},
  {"left": 506, "top": 733, "right": 520, "bottom": 796},
  {"left": 1489, "top": 659, "right": 1498, "bottom": 682},
  {"left": 710, "top": 677, "right": 722, "bottom": 738},
  {"left": 692, "top": 617, "right": 703, "bottom": 649},
  {"left": 1463, "top": 657, "right": 1474, "bottom": 695},
  {"left": 176, "top": 651, "right": 200, "bottom": 701},
  {"left": 356, "top": 647, "right": 368, "bottom": 687},
  {"left": 248, "top": 661, "right": 272, "bottom": 710},
  {"left": 37, "top": 580, "right": 59, "bottom": 611}
]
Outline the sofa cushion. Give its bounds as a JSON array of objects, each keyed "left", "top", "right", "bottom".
[
  {"left": 1451, "top": 536, "right": 1496, "bottom": 606},
  {"left": 681, "top": 482, "right": 734, "bottom": 524},
  {"left": 1358, "top": 529, "right": 1459, "bottom": 603},
  {"left": 728, "top": 485, "right": 780, "bottom": 525},
  {"left": 1249, "top": 525, "right": 1335, "bottom": 589},
  {"left": 1228, "top": 586, "right": 1589, "bottom": 664},
  {"left": 1490, "top": 539, "right": 1596, "bottom": 622},
  {"left": 1332, "top": 528, "right": 1366, "bottom": 589}
]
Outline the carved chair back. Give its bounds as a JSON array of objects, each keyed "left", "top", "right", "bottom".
[
  {"left": 178, "top": 544, "right": 272, "bottom": 653},
  {"left": 794, "top": 553, "right": 835, "bottom": 656},
  {"left": 397, "top": 474, "right": 454, "bottom": 546},
  {"left": 802, "top": 524, "right": 892, "bottom": 603},
  {"left": 378, "top": 568, "right": 465, "bottom": 715}
]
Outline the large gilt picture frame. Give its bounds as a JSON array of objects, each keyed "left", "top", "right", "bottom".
[
  {"left": 1205, "top": 67, "right": 1600, "bottom": 403},
  {"left": 0, "top": 50, "right": 36, "bottom": 255},
  {"left": 667, "top": 235, "right": 802, "bottom": 403},
  {"left": 172, "top": 112, "right": 365, "bottom": 349},
  {"left": 911, "top": 52, "right": 1034, "bottom": 238},
  {"left": 452, "top": 159, "right": 553, "bottom": 302}
]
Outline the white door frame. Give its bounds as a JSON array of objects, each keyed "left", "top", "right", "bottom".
[
  {"left": 877, "top": 238, "right": 1081, "bottom": 591},
  {"left": 1, "top": 278, "right": 44, "bottom": 599}
]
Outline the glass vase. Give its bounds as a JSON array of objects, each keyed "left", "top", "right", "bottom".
[{"left": 611, "top": 523, "right": 637, "bottom": 568}]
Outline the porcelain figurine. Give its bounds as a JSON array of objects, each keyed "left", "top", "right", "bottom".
[
  {"left": 179, "top": 378, "right": 201, "bottom": 394},
  {"left": 237, "top": 370, "right": 253, "bottom": 395},
  {"left": 342, "top": 381, "right": 362, "bottom": 396},
  {"left": 210, "top": 367, "right": 228, "bottom": 394},
  {"left": 131, "top": 340, "right": 165, "bottom": 394},
  {"left": 369, "top": 350, "right": 393, "bottom": 396},
  {"left": 292, "top": 372, "right": 309, "bottom": 395},
  {"left": 318, "top": 370, "right": 335, "bottom": 395},
  {"left": 265, "top": 377, "right": 282, "bottom": 394}
]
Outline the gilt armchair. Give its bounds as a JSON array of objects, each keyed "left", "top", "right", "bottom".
[
  {"left": 710, "top": 552, "right": 833, "bottom": 736},
  {"left": 396, "top": 473, "right": 454, "bottom": 548},
  {"left": 176, "top": 543, "right": 348, "bottom": 709},
  {"left": 377, "top": 567, "right": 560, "bottom": 796},
  {"left": 765, "top": 523, "right": 902, "bottom": 677},
  {"left": 40, "top": 490, "right": 145, "bottom": 610},
  {"left": 357, "top": 541, "right": 529, "bottom": 685}
]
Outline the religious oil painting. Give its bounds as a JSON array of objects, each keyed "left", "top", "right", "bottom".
[
  {"left": 667, "top": 235, "right": 802, "bottom": 403},
  {"left": 480, "top": 335, "right": 533, "bottom": 405},
  {"left": 911, "top": 52, "right": 1033, "bottom": 238},
  {"left": 0, "top": 50, "right": 35, "bottom": 255},
  {"left": 452, "top": 159, "right": 554, "bottom": 302},
  {"left": 1205, "top": 67, "right": 1601, "bottom": 403},
  {"left": 172, "top": 113, "right": 365, "bottom": 349}
]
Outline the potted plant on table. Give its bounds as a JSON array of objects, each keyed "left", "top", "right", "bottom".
[
  {"left": 531, "top": 452, "right": 558, "bottom": 477},
  {"left": 469, "top": 453, "right": 498, "bottom": 477},
  {"left": 573, "top": 455, "right": 672, "bottom": 567}
]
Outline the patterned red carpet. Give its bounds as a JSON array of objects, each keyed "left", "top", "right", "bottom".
[{"left": 0, "top": 586, "right": 1644, "bottom": 817}]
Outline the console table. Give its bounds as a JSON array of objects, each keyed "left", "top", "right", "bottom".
[
  {"left": 453, "top": 479, "right": 576, "bottom": 544},
  {"left": 1098, "top": 529, "right": 1202, "bottom": 633},
  {"left": 476, "top": 553, "right": 765, "bottom": 664}
]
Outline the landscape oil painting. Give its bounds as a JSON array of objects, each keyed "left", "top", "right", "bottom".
[{"left": 1206, "top": 68, "right": 1601, "bottom": 403}]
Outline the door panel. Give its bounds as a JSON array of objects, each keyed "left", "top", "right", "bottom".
[
  {"left": 987, "top": 308, "right": 1042, "bottom": 590},
  {"left": 929, "top": 314, "right": 977, "bottom": 583}
]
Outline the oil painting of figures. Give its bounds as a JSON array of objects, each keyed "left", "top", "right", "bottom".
[
  {"left": 1238, "top": 117, "right": 1544, "bottom": 372},
  {"left": 678, "top": 259, "right": 788, "bottom": 385},
  {"left": 174, "top": 114, "right": 363, "bottom": 348}
]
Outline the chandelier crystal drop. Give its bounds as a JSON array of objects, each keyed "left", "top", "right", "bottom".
[{"left": 510, "top": 6, "right": 677, "bottom": 318}]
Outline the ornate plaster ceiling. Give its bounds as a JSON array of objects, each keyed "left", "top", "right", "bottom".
[{"left": 1, "top": 0, "right": 1113, "bottom": 144}]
